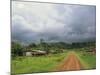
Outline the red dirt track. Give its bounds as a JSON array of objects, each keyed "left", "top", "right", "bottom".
[{"left": 57, "top": 52, "right": 83, "bottom": 71}]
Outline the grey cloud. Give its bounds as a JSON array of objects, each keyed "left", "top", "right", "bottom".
[{"left": 12, "top": 1, "right": 96, "bottom": 44}]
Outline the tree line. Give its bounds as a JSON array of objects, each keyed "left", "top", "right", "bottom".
[{"left": 11, "top": 39, "right": 96, "bottom": 57}]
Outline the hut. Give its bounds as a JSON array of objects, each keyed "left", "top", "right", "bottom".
[{"left": 24, "top": 50, "right": 47, "bottom": 56}]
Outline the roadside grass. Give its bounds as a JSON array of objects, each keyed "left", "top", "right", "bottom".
[
  {"left": 76, "top": 50, "right": 96, "bottom": 70},
  {"left": 11, "top": 49, "right": 96, "bottom": 74},
  {"left": 11, "top": 52, "right": 68, "bottom": 74}
]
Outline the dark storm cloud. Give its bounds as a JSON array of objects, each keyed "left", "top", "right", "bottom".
[{"left": 12, "top": 1, "right": 96, "bottom": 44}]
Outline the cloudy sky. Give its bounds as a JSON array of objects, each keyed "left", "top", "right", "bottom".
[{"left": 12, "top": 1, "right": 96, "bottom": 44}]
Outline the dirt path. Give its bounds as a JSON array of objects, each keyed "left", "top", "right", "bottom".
[{"left": 56, "top": 52, "right": 83, "bottom": 71}]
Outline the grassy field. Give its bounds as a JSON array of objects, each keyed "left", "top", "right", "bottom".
[
  {"left": 76, "top": 51, "right": 96, "bottom": 69},
  {"left": 11, "top": 49, "right": 96, "bottom": 74},
  {"left": 11, "top": 52, "right": 68, "bottom": 74}
]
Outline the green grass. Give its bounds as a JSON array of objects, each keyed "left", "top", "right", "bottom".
[
  {"left": 11, "top": 49, "right": 96, "bottom": 74},
  {"left": 76, "top": 51, "right": 96, "bottom": 70},
  {"left": 64, "top": 49, "right": 96, "bottom": 70},
  {"left": 11, "top": 52, "right": 68, "bottom": 74}
]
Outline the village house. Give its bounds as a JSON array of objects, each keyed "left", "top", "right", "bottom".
[{"left": 24, "top": 49, "right": 47, "bottom": 56}]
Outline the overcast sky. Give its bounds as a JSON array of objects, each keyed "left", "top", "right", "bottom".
[{"left": 12, "top": 1, "right": 96, "bottom": 44}]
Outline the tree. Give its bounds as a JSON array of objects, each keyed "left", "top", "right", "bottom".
[
  {"left": 40, "top": 38, "right": 44, "bottom": 50},
  {"left": 40, "top": 39, "right": 50, "bottom": 53},
  {"left": 11, "top": 42, "right": 23, "bottom": 57},
  {"left": 28, "top": 43, "right": 37, "bottom": 48}
]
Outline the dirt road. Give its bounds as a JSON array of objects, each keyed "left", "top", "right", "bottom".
[{"left": 56, "top": 52, "right": 83, "bottom": 71}]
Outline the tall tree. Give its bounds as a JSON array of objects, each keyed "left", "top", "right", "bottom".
[{"left": 11, "top": 42, "right": 23, "bottom": 57}]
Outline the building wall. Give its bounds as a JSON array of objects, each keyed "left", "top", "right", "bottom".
[{"left": 25, "top": 52, "right": 32, "bottom": 56}]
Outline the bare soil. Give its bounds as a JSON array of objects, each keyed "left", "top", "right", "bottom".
[{"left": 56, "top": 52, "right": 84, "bottom": 71}]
